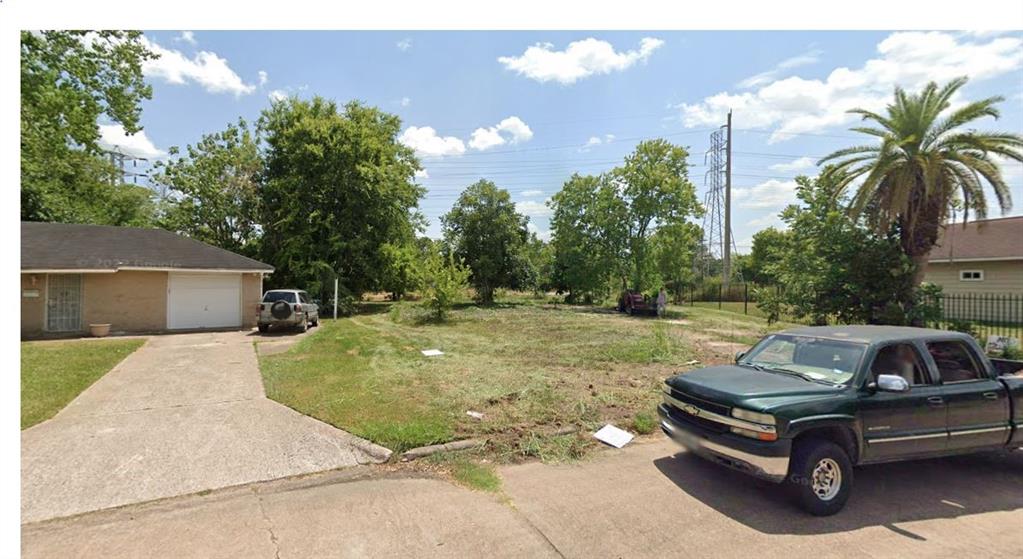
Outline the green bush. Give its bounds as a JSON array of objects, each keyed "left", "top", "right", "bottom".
[{"left": 421, "top": 249, "right": 471, "bottom": 321}]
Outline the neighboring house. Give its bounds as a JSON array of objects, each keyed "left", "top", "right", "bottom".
[
  {"left": 21, "top": 222, "right": 274, "bottom": 338},
  {"left": 924, "top": 215, "right": 1023, "bottom": 295}
]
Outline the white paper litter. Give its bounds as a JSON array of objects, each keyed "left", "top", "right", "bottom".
[
  {"left": 593, "top": 424, "right": 634, "bottom": 448},
  {"left": 684, "top": 359, "right": 700, "bottom": 366},
  {"left": 466, "top": 411, "right": 485, "bottom": 420},
  {"left": 421, "top": 349, "right": 444, "bottom": 357}
]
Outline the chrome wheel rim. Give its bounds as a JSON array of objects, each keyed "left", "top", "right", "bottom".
[{"left": 811, "top": 458, "right": 842, "bottom": 501}]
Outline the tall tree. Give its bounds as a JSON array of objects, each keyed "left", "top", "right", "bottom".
[
  {"left": 651, "top": 221, "right": 702, "bottom": 299},
  {"left": 258, "top": 97, "right": 424, "bottom": 296},
  {"left": 819, "top": 78, "right": 1023, "bottom": 296},
  {"left": 21, "top": 30, "right": 157, "bottom": 223},
  {"left": 610, "top": 139, "right": 702, "bottom": 291},
  {"left": 742, "top": 227, "right": 789, "bottom": 285},
  {"left": 442, "top": 180, "right": 528, "bottom": 304},
  {"left": 549, "top": 173, "right": 627, "bottom": 302},
  {"left": 152, "top": 119, "right": 262, "bottom": 255}
]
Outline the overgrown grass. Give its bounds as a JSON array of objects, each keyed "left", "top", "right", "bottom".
[
  {"left": 21, "top": 338, "right": 145, "bottom": 429},
  {"left": 259, "top": 298, "right": 789, "bottom": 459}
]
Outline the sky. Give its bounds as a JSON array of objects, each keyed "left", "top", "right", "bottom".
[{"left": 101, "top": 30, "right": 1023, "bottom": 252}]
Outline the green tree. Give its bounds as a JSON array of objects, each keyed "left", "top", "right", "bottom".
[
  {"left": 442, "top": 180, "right": 528, "bottom": 304},
  {"left": 21, "top": 30, "right": 157, "bottom": 223},
  {"left": 258, "top": 97, "right": 424, "bottom": 296},
  {"left": 742, "top": 227, "right": 789, "bottom": 285},
  {"left": 380, "top": 242, "right": 422, "bottom": 301},
  {"left": 516, "top": 234, "right": 555, "bottom": 296},
  {"left": 611, "top": 139, "right": 702, "bottom": 291},
  {"left": 762, "top": 174, "right": 917, "bottom": 325},
  {"left": 549, "top": 173, "right": 627, "bottom": 302},
  {"left": 420, "top": 248, "right": 471, "bottom": 321},
  {"left": 152, "top": 119, "right": 262, "bottom": 255},
  {"left": 820, "top": 78, "right": 1023, "bottom": 299},
  {"left": 651, "top": 221, "right": 702, "bottom": 300}
]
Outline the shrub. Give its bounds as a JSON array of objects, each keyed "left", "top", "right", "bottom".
[{"left": 421, "top": 249, "right": 471, "bottom": 321}]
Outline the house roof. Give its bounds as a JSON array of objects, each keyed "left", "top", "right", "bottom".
[
  {"left": 928, "top": 216, "right": 1023, "bottom": 263},
  {"left": 21, "top": 222, "right": 274, "bottom": 273}
]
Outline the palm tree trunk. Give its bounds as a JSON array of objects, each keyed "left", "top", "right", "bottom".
[{"left": 899, "top": 191, "right": 944, "bottom": 326}]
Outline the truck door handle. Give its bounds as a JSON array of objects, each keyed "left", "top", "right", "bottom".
[
  {"left": 927, "top": 396, "right": 944, "bottom": 406},
  {"left": 982, "top": 392, "right": 999, "bottom": 400}
]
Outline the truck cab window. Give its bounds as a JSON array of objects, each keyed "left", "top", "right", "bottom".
[
  {"left": 927, "top": 341, "right": 982, "bottom": 383},
  {"left": 871, "top": 344, "right": 928, "bottom": 385}
]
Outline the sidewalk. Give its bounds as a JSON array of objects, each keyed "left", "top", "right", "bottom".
[{"left": 23, "top": 437, "right": 1023, "bottom": 558}]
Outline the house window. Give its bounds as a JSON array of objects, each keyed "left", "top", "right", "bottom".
[{"left": 959, "top": 269, "right": 984, "bottom": 281}]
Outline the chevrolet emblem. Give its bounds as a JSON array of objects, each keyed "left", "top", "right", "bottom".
[{"left": 681, "top": 403, "right": 700, "bottom": 416}]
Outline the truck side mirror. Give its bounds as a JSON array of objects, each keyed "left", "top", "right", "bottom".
[
  {"left": 734, "top": 351, "right": 745, "bottom": 363},
  {"left": 874, "top": 374, "right": 910, "bottom": 393}
]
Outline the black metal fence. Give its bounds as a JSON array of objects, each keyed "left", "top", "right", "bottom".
[
  {"left": 684, "top": 283, "right": 1023, "bottom": 342},
  {"left": 925, "top": 292, "right": 1023, "bottom": 342}
]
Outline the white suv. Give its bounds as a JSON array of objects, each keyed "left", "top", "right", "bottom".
[{"left": 258, "top": 289, "right": 319, "bottom": 333}]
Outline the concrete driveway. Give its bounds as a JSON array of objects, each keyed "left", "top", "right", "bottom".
[
  {"left": 21, "top": 330, "right": 390, "bottom": 523},
  {"left": 23, "top": 438, "right": 1023, "bottom": 557}
]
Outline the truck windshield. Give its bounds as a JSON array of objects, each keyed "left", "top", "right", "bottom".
[
  {"left": 740, "top": 334, "right": 866, "bottom": 384},
  {"left": 263, "top": 292, "right": 297, "bottom": 303}
]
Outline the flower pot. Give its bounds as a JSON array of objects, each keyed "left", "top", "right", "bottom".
[{"left": 89, "top": 324, "right": 111, "bottom": 338}]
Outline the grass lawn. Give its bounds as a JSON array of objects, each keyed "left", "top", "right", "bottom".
[
  {"left": 21, "top": 338, "right": 145, "bottom": 429},
  {"left": 259, "top": 299, "right": 791, "bottom": 460}
]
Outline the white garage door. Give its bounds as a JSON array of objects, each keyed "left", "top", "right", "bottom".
[{"left": 167, "top": 273, "right": 242, "bottom": 330}]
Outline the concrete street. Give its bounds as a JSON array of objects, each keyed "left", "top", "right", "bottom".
[
  {"left": 23, "top": 437, "right": 1023, "bottom": 558},
  {"left": 21, "top": 331, "right": 390, "bottom": 523}
]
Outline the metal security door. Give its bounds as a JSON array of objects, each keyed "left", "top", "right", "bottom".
[{"left": 46, "top": 274, "right": 82, "bottom": 332}]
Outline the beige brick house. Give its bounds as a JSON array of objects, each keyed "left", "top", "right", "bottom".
[
  {"left": 924, "top": 216, "right": 1023, "bottom": 295},
  {"left": 21, "top": 222, "right": 273, "bottom": 339}
]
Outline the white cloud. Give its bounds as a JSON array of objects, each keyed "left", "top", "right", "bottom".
[
  {"left": 397, "top": 38, "right": 412, "bottom": 51},
  {"left": 468, "top": 116, "right": 534, "bottom": 151},
  {"left": 97, "top": 124, "right": 165, "bottom": 159},
  {"left": 680, "top": 32, "right": 1023, "bottom": 143},
  {"left": 527, "top": 222, "right": 552, "bottom": 242},
  {"left": 141, "top": 37, "right": 256, "bottom": 96},
  {"left": 746, "top": 213, "right": 786, "bottom": 229},
  {"left": 414, "top": 168, "right": 429, "bottom": 180},
  {"left": 268, "top": 89, "right": 288, "bottom": 102},
  {"left": 732, "top": 179, "right": 798, "bottom": 209},
  {"left": 258, "top": 70, "right": 268, "bottom": 87},
  {"left": 520, "top": 189, "right": 544, "bottom": 197},
  {"left": 498, "top": 37, "right": 664, "bottom": 85},
  {"left": 516, "top": 199, "right": 553, "bottom": 218},
  {"left": 399, "top": 126, "right": 466, "bottom": 157},
  {"left": 400, "top": 97, "right": 411, "bottom": 107},
  {"left": 174, "top": 31, "right": 197, "bottom": 46},
  {"left": 578, "top": 133, "right": 616, "bottom": 152},
  {"left": 738, "top": 49, "right": 822, "bottom": 89},
  {"left": 768, "top": 156, "right": 816, "bottom": 173}
]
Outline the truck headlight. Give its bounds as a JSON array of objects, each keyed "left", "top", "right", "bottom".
[
  {"left": 662, "top": 383, "right": 672, "bottom": 395},
  {"left": 730, "top": 407, "right": 775, "bottom": 426}
]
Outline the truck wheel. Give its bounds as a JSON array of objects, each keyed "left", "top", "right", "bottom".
[
  {"left": 258, "top": 324, "right": 269, "bottom": 334},
  {"left": 627, "top": 305, "right": 634, "bottom": 316},
  {"left": 788, "top": 439, "right": 853, "bottom": 516},
  {"left": 299, "top": 317, "right": 308, "bottom": 333}
]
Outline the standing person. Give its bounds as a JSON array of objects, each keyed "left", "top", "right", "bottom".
[{"left": 657, "top": 287, "right": 668, "bottom": 318}]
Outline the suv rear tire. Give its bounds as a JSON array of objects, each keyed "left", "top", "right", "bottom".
[
  {"left": 299, "top": 317, "right": 308, "bottom": 332},
  {"left": 788, "top": 438, "right": 853, "bottom": 516},
  {"left": 258, "top": 324, "right": 269, "bottom": 333}
]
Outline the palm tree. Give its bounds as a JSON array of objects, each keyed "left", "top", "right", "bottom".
[{"left": 819, "top": 77, "right": 1023, "bottom": 294}]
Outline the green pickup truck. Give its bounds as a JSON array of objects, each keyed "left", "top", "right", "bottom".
[{"left": 658, "top": 325, "right": 1023, "bottom": 516}]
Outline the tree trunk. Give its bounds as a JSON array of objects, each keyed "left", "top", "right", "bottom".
[{"left": 899, "top": 183, "right": 944, "bottom": 326}]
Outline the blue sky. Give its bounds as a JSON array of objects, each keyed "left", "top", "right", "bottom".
[{"left": 102, "top": 31, "right": 1023, "bottom": 252}]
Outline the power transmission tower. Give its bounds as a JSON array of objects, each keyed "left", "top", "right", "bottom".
[
  {"left": 699, "top": 110, "right": 741, "bottom": 285},
  {"left": 105, "top": 148, "right": 150, "bottom": 185}
]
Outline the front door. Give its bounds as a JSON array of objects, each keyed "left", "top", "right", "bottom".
[
  {"left": 860, "top": 342, "right": 948, "bottom": 461},
  {"left": 46, "top": 274, "right": 82, "bottom": 332},
  {"left": 927, "top": 340, "right": 1011, "bottom": 450}
]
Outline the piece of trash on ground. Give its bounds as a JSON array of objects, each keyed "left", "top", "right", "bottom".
[
  {"left": 684, "top": 359, "right": 700, "bottom": 366},
  {"left": 466, "top": 411, "right": 485, "bottom": 420},
  {"left": 421, "top": 349, "right": 444, "bottom": 357},
  {"left": 593, "top": 424, "right": 633, "bottom": 448}
]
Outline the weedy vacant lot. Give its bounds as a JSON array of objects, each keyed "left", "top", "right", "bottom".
[
  {"left": 259, "top": 301, "right": 791, "bottom": 460},
  {"left": 21, "top": 338, "right": 145, "bottom": 429}
]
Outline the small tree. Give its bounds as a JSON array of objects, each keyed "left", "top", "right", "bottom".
[
  {"left": 421, "top": 249, "right": 470, "bottom": 321},
  {"left": 379, "top": 242, "right": 421, "bottom": 300}
]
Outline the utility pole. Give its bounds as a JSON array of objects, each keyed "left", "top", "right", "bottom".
[{"left": 723, "top": 110, "right": 732, "bottom": 288}]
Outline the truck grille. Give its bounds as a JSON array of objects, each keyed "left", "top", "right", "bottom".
[
  {"left": 667, "top": 388, "right": 731, "bottom": 417},
  {"left": 663, "top": 402, "right": 729, "bottom": 434}
]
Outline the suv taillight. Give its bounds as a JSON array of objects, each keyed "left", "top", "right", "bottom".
[
  {"left": 259, "top": 304, "right": 266, "bottom": 311},
  {"left": 295, "top": 304, "right": 302, "bottom": 312}
]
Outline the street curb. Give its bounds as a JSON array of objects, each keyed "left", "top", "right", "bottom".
[{"left": 399, "top": 426, "right": 582, "bottom": 461}]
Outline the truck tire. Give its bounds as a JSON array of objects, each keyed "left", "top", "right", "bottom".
[
  {"left": 788, "top": 439, "right": 853, "bottom": 516},
  {"left": 258, "top": 324, "right": 269, "bottom": 333}
]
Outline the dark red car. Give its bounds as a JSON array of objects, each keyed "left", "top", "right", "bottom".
[{"left": 617, "top": 290, "right": 656, "bottom": 315}]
